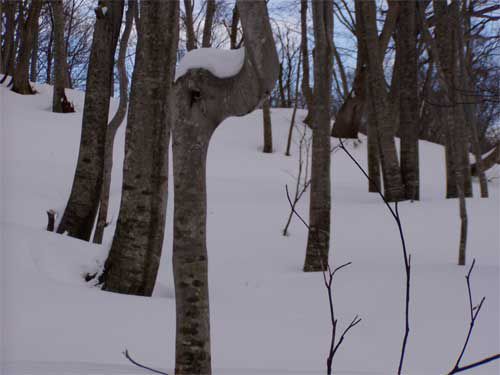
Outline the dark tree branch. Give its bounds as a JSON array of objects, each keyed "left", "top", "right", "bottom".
[
  {"left": 123, "top": 349, "right": 168, "bottom": 375},
  {"left": 447, "top": 260, "right": 500, "bottom": 374},
  {"left": 337, "top": 138, "right": 411, "bottom": 375}
]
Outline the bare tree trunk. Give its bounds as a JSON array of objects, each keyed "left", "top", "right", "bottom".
[
  {"left": 172, "top": 1, "right": 278, "bottom": 371},
  {"left": 183, "top": 0, "right": 196, "bottom": 51},
  {"left": 30, "top": 13, "right": 39, "bottom": 83},
  {"left": 229, "top": 3, "right": 239, "bottom": 49},
  {"left": 12, "top": 0, "right": 43, "bottom": 95},
  {"left": 303, "top": 0, "right": 333, "bottom": 272},
  {"left": 45, "top": 11, "right": 53, "bottom": 85},
  {"left": 93, "top": 0, "right": 136, "bottom": 245},
  {"left": 300, "top": 0, "right": 314, "bottom": 127},
  {"left": 52, "top": 0, "right": 73, "bottom": 113},
  {"left": 358, "top": 0, "right": 405, "bottom": 202},
  {"left": 56, "top": 1, "right": 124, "bottom": 240},
  {"left": 367, "top": 102, "right": 381, "bottom": 192},
  {"left": 202, "top": 0, "right": 216, "bottom": 48},
  {"left": 101, "top": 0, "right": 178, "bottom": 296},
  {"left": 262, "top": 95, "right": 273, "bottom": 153},
  {"left": 398, "top": 0, "right": 419, "bottom": 201},
  {"left": 1, "top": 1, "right": 15, "bottom": 76},
  {"left": 286, "top": 53, "right": 302, "bottom": 156}
]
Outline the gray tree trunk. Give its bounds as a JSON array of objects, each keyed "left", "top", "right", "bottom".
[
  {"left": 183, "top": 0, "right": 196, "bottom": 50},
  {"left": 51, "top": 0, "right": 72, "bottom": 113},
  {"left": 303, "top": 0, "right": 333, "bottom": 272},
  {"left": 202, "top": 0, "right": 216, "bottom": 48},
  {"left": 30, "top": 13, "right": 39, "bottom": 83},
  {"left": 12, "top": 0, "right": 42, "bottom": 95},
  {"left": 101, "top": 0, "right": 179, "bottom": 296},
  {"left": 358, "top": 0, "right": 405, "bottom": 202},
  {"left": 93, "top": 0, "right": 136, "bottom": 245},
  {"left": 56, "top": 1, "right": 124, "bottom": 240},
  {"left": 172, "top": 1, "right": 278, "bottom": 372},
  {"left": 398, "top": 0, "right": 419, "bottom": 201},
  {"left": 262, "top": 95, "right": 273, "bottom": 153},
  {"left": 300, "top": 0, "right": 313, "bottom": 127}
]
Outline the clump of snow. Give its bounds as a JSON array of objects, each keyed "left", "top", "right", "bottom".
[{"left": 175, "top": 47, "right": 245, "bottom": 82}]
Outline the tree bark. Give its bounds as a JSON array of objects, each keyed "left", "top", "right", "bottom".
[
  {"left": 93, "top": 0, "right": 136, "bottom": 245},
  {"left": 1, "top": 1, "right": 16, "bottom": 76},
  {"left": 101, "top": 0, "right": 178, "bottom": 296},
  {"left": 183, "top": 0, "right": 196, "bottom": 51},
  {"left": 398, "top": 0, "right": 419, "bottom": 201},
  {"left": 358, "top": 0, "right": 405, "bottom": 202},
  {"left": 172, "top": 1, "right": 278, "bottom": 372},
  {"left": 30, "top": 11, "right": 39, "bottom": 83},
  {"left": 262, "top": 95, "right": 273, "bottom": 153},
  {"left": 229, "top": 3, "right": 239, "bottom": 49},
  {"left": 202, "top": 0, "right": 216, "bottom": 48},
  {"left": 56, "top": 1, "right": 124, "bottom": 240},
  {"left": 300, "top": 0, "right": 314, "bottom": 127},
  {"left": 12, "top": 0, "right": 43, "bottom": 95},
  {"left": 303, "top": 0, "right": 333, "bottom": 272},
  {"left": 52, "top": 0, "right": 73, "bottom": 113}
]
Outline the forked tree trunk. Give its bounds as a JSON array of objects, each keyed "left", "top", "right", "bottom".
[
  {"left": 11, "top": 0, "right": 43, "bottom": 95},
  {"left": 303, "top": 0, "right": 333, "bottom": 272},
  {"left": 262, "top": 95, "right": 273, "bottom": 153},
  {"left": 57, "top": 1, "right": 123, "bottom": 240},
  {"left": 202, "top": 0, "right": 216, "bottom": 48},
  {"left": 398, "top": 0, "right": 419, "bottom": 200},
  {"left": 52, "top": 0, "right": 73, "bottom": 113},
  {"left": 101, "top": 0, "right": 179, "bottom": 296},
  {"left": 358, "top": 0, "right": 405, "bottom": 202},
  {"left": 93, "top": 0, "right": 136, "bottom": 245},
  {"left": 172, "top": 1, "right": 278, "bottom": 372},
  {"left": 1, "top": 1, "right": 16, "bottom": 76}
]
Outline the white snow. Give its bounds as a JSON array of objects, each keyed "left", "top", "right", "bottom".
[
  {"left": 175, "top": 47, "right": 245, "bottom": 82},
  {"left": 1, "top": 83, "right": 499, "bottom": 374}
]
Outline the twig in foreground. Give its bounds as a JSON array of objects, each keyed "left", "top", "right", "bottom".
[
  {"left": 447, "top": 260, "right": 500, "bottom": 374},
  {"left": 123, "top": 349, "right": 169, "bottom": 375}
]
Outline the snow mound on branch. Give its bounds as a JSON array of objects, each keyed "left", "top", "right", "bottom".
[{"left": 175, "top": 47, "right": 245, "bottom": 81}]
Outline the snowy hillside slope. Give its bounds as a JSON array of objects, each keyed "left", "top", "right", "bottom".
[{"left": 1, "top": 83, "right": 499, "bottom": 374}]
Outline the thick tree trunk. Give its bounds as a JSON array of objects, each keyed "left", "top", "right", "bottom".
[
  {"left": 398, "top": 0, "right": 419, "bottom": 201},
  {"left": 56, "top": 1, "right": 123, "bottom": 240},
  {"left": 359, "top": 0, "right": 405, "bottom": 202},
  {"left": 11, "top": 0, "right": 43, "bottom": 95},
  {"left": 183, "top": 0, "right": 196, "bottom": 51},
  {"left": 262, "top": 95, "right": 273, "bottom": 153},
  {"left": 202, "top": 0, "right": 216, "bottom": 48},
  {"left": 52, "top": 0, "right": 73, "bottom": 113},
  {"left": 93, "top": 0, "right": 136, "bottom": 245},
  {"left": 101, "top": 0, "right": 178, "bottom": 296},
  {"left": 367, "top": 102, "right": 382, "bottom": 192},
  {"left": 303, "top": 0, "right": 333, "bottom": 272},
  {"left": 172, "top": 1, "right": 278, "bottom": 372}
]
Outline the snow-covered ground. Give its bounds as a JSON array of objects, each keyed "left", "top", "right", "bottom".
[{"left": 1, "top": 83, "right": 499, "bottom": 374}]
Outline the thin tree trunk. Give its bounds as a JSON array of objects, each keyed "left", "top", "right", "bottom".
[
  {"left": 262, "top": 95, "right": 273, "bottom": 153},
  {"left": 56, "top": 1, "right": 124, "bottom": 240},
  {"left": 229, "top": 3, "right": 239, "bottom": 49},
  {"left": 93, "top": 0, "right": 136, "bottom": 245},
  {"left": 202, "top": 0, "right": 215, "bottom": 48},
  {"left": 398, "top": 0, "right": 419, "bottom": 201},
  {"left": 367, "top": 101, "right": 381, "bottom": 192},
  {"left": 358, "top": 0, "right": 405, "bottom": 202},
  {"left": 300, "top": 0, "right": 314, "bottom": 127},
  {"left": 30, "top": 14, "right": 39, "bottom": 83},
  {"left": 12, "top": 0, "right": 43, "bottom": 95},
  {"left": 46, "top": 9, "right": 54, "bottom": 85},
  {"left": 303, "top": 0, "right": 333, "bottom": 272},
  {"left": 101, "top": 0, "right": 178, "bottom": 296},
  {"left": 286, "top": 53, "right": 302, "bottom": 156},
  {"left": 183, "top": 0, "right": 196, "bottom": 50},
  {"left": 172, "top": 1, "right": 278, "bottom": 371},
  {"left": 52, "top": 0, "right": 72, "bottom": 113}
]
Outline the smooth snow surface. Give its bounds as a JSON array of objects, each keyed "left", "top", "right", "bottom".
[
  {"left": 175, "top": 47, "right": 245, "bottom": 81},
  {"left": 1, "top": 83, "right": 499, "bottom": 374}
]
